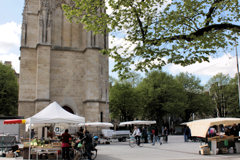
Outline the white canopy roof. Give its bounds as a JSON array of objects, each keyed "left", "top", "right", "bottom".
[
  {"left": 79, "top": 122, "right": 113, "bottom": 127},
  {"left": 119, "top": 120, "right": 156, "bottom": 126},
  {"left": 26, "top": 101, "right": 85, "bottom": 124},
  {"left": 182, "top": 117, "right": 240, "bottom": 138}
]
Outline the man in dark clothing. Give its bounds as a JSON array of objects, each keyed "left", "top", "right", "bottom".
[
  {"left": 77, "top": 127, "right": 84, "bottom": 139},
  {"left": 184, "top": 126, "right": 191, "bottom": 142},
  {"left": 83, "top": 129, "right": 93, "bottom": 160},
  {"left": 61, "top": 129, "right": 72, "bottom": 160},
  {"left": 230, "top": 124, "right": 239, "bottom": 136},
  {"left": 142, "top": 127, "right": 148, "bottom": 143},
  {"left": 163, "top": 127, "right": 168, "bottom": 143},
  {"left": 230, "top": 124, "right": 239, "bottom": 153}
]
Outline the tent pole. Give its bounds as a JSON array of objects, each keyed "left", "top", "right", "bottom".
[{"left": 28, "top": 120, "right": 31, "bottom": 160}]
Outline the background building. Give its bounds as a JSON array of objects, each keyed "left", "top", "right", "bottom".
[{"left": 18, "top": 0, "right": 109, "bottom": 129}]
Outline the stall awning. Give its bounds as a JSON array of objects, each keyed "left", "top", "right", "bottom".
[
  {"left": 4, "top": 119, "right": 26, "bottom": 125},
  {"left": 182, "top": 117, "right": 240, "bottom": 138}
]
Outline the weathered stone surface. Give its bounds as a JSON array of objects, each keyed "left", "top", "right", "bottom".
[{"left": 18, "top": 0, "right": 109, "bottom": 129}]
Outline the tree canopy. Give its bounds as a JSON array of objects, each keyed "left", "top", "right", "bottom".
[
  {"left": 109, "top": 81, "right": 140, "bottom": 121},
  {"left": 137, "top": 71, "right": 187, "bottom": 124},
  {"left": 0, "top": 63, "right": 18, "bottom": 116},
  {"left": 206, "top": 73, "right": 240, "bottom": 117},
  {"left": 175, "top": 73, "right": 214, "bottom": 121},
  {"left": 63, "top": 0, "right": 240, "bottom": 77}
]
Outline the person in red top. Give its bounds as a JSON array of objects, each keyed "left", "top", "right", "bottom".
[{"left": 61, "top": 129, "right": 72, "bottom": 160}]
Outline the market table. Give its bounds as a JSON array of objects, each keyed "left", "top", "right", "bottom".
[
  {"left": 208, "top": 135, "right": 238, "bottom": 154},
  {"left": 32, "top": 147, "right": 61, "bottom": 160}
]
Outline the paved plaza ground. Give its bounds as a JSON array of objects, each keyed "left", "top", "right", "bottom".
[
  {"left": 96, "top": 135, "right": 240, "bottom": 160},
  {"left": 1, "top": 135, "right": 240, "bottom": 160}
]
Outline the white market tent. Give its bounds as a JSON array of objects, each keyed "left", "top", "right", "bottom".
[
  {"left": 25, "top": 101, "right": 85, "bottom": 125},
  {"left": 182, "top": 117, "right": 240, "bottom": 138},
  {"left": 25, "top": 101, "right": 85, "bottom": 160},
  {"left": 119, "top": 120, "right": 156, "bottom": 126}
]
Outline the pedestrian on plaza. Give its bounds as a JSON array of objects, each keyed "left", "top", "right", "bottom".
[
  {"left": 151, "top": 127, "right": 155, "bottom": 143},
  {"left": 77, "top": 127, "right": 84, "bottom": 139},
  {"left": 61, "top": 129, "right": 72, "bottom": 160},
  {"left": 142, "top": 126, "right": 148, "bottom": 143},
  {"left": 132, "top": 126, "right": 141, "bottom": 146},
  {"left": 152, "top": 126, "right": 162, "bottom": 145},
  {"left": 31, "top": 129, "right": 35, "bottom": 139},
  {"left": 184, "top": 126, "right": 191, "bottom": 142},
  {"left": 163, "top": 127, "right": 168, "bottom": 143},
  {"left": 82, "top": 128, "right": 94, "bottom": 160}
]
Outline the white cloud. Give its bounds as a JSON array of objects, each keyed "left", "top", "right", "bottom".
[
  {"left": 0, "top": 22, "right": 21, "bottom": 73},
  {"left": 0, "top": 22, "right": 21, "bottom": 53},
  {"left": 166, "top": 53, "right": 237, "bottom": 78}
]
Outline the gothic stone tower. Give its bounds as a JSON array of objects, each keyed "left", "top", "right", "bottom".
[{"left": 18, "top": 0, "right": 109, "bottom": 123}]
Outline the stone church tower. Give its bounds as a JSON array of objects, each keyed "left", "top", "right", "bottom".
[{"left": 18, "top": 0, "right": 109, "bottom": 123}]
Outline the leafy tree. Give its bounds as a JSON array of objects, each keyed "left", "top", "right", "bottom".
[
  {"left": 0, "top": 63, "right": 18, "bottom": 116},
  {"left": 137, "top": 71, "right": 187, "bottom": 125},
  {"left": 206, "top": 73, "right": 230, "bottom": 117},
  {"left": 225, "top": 74, "right": 240, "bottom": 117},
  {"left": 175, "top": 73, "right": 214, "bottom": 121},
  {"left": 63, "top": 0, "right": 240, "bottom": 77},
  {"left": 109, "top": 81, "right": 140, "bottom": 121}
]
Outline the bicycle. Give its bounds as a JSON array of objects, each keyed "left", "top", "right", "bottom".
[
  {"left": 129, "top": 136, "right": 137, "bottom": 148},
  {"left": 129, "top": 135, "right": 143, "bottom": 148},
  {"left": 72, "top": 136, "right": 98, "bottom": 160},
  {"left": 73, "top": 144, "right": 97, "bottom": 160}
]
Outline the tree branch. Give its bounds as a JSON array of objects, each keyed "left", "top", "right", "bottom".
[
  {"left": 205, "top": 0, "right": 224, "bottom": 26},
  {"left": 147, "top": 23, "right": 240, "bottom": 44},
  {"left": 133, "top": 7, "right": 146, "bottom": 42}
]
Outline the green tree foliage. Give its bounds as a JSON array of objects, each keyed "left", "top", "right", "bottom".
[
  {"left": 0, "top": 63, "right": 18, "bottom": 116},
  {"left": 175, "top": 73, "right": 214, "bottom": 121},
  {"left": 224, "top": 74, "right": 240, "bottom": 117},
  {"left": 63, "top": 0, "right": 240, "bottom": 77},
  {"left": 206, "top": 73, "right": 231, "bottom": 117},
  {"left": 109, "top": 81, "right": 140, "bottom": 121},
  {"left": 137, "top": 71, "right": 187, "bottom": 124}
]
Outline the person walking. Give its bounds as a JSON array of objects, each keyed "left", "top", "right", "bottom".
[
  {"left": 61, "top": 129, "right": 72, "bottom": 160},
  {"left": 132, "top": 126, "right": 141, "bottom": 146},
  {"left": 152, "top": 126, "right": 162, "bottom": 145},
  {"left": 142, "top": 127, "right": 148, "bottom": 143},
  {"left": 151, "top": 127, "right": 155, "bottom": 143},
  {"left": 82, "top": 129, "right": 94, "bottom": 160},
  {"left": 184, "top": 126, "right": 191, "bottom": 142},
  {"left": 163, "top": 127, "right": 168, "bottom": 143}
]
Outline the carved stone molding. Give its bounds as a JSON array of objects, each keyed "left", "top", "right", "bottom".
[{"left": 55, "top": 0, "right": 67, "bottom": 8}]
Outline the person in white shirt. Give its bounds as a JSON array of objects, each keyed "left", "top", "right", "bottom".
[{"left": 132, "top": 126, "right": 141, "bottom": 146}]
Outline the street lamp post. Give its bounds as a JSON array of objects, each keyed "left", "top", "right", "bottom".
[
  {"left": 105, "top": 81, "right": 108, "bottom": 122},
  {"left": 236, "top": 46, "right": 240, "bottom": 110}
]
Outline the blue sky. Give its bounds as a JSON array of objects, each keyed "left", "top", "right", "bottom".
[{"left": 0, "top": 0, "right": 238, "bottom": 85}]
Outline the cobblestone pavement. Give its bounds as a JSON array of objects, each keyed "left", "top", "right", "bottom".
[{"left": 1, "top": 136, "right": 240, "bottom": 160}]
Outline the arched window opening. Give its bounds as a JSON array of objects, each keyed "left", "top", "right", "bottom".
[{"left": 62, "top": 106, "right": 74, "bottom": 114}]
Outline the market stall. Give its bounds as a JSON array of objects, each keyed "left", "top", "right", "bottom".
[
  {"left": 79, "top": 122, "right": 114, "bottom": 144},
  {"left": 117, "top": 120, "right": 156, "bottom": 142},
  {"left": 2, "top": 119, "right": 26, "bottom": 158},
  {"left": 24, "top": 101, "right": 85, "bottom": 159},
  {"left": 183, "top": 117, "right": 240, "bottom": 155},
  {"left": 79, "top": 122, "right": 114, "bottom": 128},
  {"left": 119, "top": 120, "right": 156, "bottom": 126}
]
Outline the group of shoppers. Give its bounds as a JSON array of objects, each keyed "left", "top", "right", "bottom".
[
  {"left": 61, "top": 127, "right": 94, "bottom": 160},
  {"left": 132, "top": 125, "right": 169, "bottom": 146},
  {"left": 207, "top": 124, "right": 240, "bottom": 153}
]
